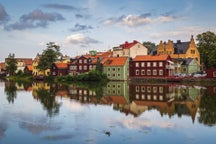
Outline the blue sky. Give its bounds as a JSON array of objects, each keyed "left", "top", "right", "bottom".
[{"left": 0, "top": 0, "right": 215, "bottom": 61}]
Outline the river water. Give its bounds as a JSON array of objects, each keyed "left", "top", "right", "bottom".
[{"left": 0, "top": 80, "right": 216, "bottom": 144}]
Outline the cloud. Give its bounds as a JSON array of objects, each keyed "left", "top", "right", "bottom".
[
  {"left": 65, "top": 33, "right": 100, "bottom": 45},
  {"left": 0, "top": 4, "right": 9, "bottom": 25},
  {"left": 4, "top": 9, "right": 64, "bottom": 31},
  {"left": 70, "top": 23, "right": 93, "bottom": 32},
  {"left": 157, "top": 15, "right": 175, "bottom": 23},
  {"left": 103, "top": 13, "right": 152, "bottom": 27},
  {"left": 43, "top": 3, "right": 78, "bottom": 11}
]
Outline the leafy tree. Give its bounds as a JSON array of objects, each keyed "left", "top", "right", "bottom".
[
  {"left": 5, "top": 53, "right": 17, "bottom": 76},
  {"left": 196, "top": 31, "right": 216, "bottom": 68},
  {"left": 37, "top": 42, "right": 63, "bottom": 75},
  {"left": 143, "top": 41, "right": 156, "bottom": 54}
]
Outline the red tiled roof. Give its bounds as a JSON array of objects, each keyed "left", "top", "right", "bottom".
[
  {"left": 54, "top": 63, "right": 68, "bottom": 69},
  {"left": 133, "top": 54, "right": 169, "bottom": 61},
  {"left": 119, "top": 40, "right": 139, "bottom": 49},
  {"left": 26, "top": 65, "right": 33, "bottom": 71},
  {"left": 103, "top": 57, "right": 128, "bottom": 66},
  {"left": 16, "top": 58, "right": 33, "bottom": 65}
]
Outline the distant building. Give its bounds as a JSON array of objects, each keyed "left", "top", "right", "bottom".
[
  {"left": 129, "top": 55, "right": 174, "bottom": 77},
  {"left": 51, "top": 62, "right": 68, "bottom": 76},
  {"left": 181, "top": 58, "right": 200, "bottom": 74},
  {"left": 24, "top": 65, "right": 33, "bottom": 75},
  {"left": 103, "top": 57, "right": 129, "bottom": 81},
  {"left": 113, "top": 40, "right": 148, "bottom": 58},
  {"left": 153, "top": 36, "right": 200, "bottom": 73},
  {"left": 32, "top": 54, "right": 50, "bottom": 76},
  {"left": 206, "top": 68, "right": 216, "bottom": 78}
]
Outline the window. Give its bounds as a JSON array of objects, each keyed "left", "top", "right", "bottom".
[
  {"left": 84, "top": 59, "right": 87, "bottom": 63},
  {"left": 108, "top": 68, "right": 110, "bottom": 71},
  {"left": 147, "top": 69, "right": 151, "bottom": 75},
  {"left": 153, "top": 87, "right": 157, "bottom": 93},
  {"left": 117, "top": 73, "right": 120, "bottom": 77},
  {"left": 141, "top": 70, "right": 145, "bottom": 75},
  {"left": 159, "top": 62, "right": 163, "bottom": 67},
  {"left": 89, "top": 65, "right": 92, "bottom": 70},
  {"left": 153, "top": 62, "right": 157, "bottom": 67},
  {"left": 147, "top": 62, "right": 151, "bottom": 67},
  {"left": 141, "top": 62, "right": 145, "bottom": 67},
  {"left": 136, "top": 86, "right": 139, "bottom": 92},
  {"left": 191, "top": 50, "right": 195, "bottom": 54},
  {"left": 118, "top": 68, "right": 120, "bottom": 71},
  {"left": 153, "top": 69, "right": 157, "bottom": 75},
  {"left": 112, "top": 73, "right": 116, "bottom": 77},
  {"left": 136, "top": 70, "right": 139, "bottom": 75},
  {"left": 112, "top": 68, "right": 116, "bottom": 71},
  {"left": 213, "top": 72, "right": 216, "bottom": 77},
  {"left": 84, "top": 65, "right": 87, "bottom": 70},
  {"left": 135, "top": 62, "right": 139, "bottom": 67},
  {"left": 141, "top": 86, "right": 145, "bottom": 92},
  {"left": 159, "top": 87, "right": 163, "bottom": 93},
  {"left": 79, "top": 66, "right": 82, "bottom": 70},
  {"left": 79, "top": 59, "right": 82, "bottom": 63},
  {"left": 159, "top": 70, "right": 163, "bottom": 75},
  {"left": 147, "top": 86, "right": 151, "bottom": 93}
]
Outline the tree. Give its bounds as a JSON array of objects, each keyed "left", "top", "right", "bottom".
[
  {"left": 37, "top": 42, "right": 63, "bottom": 75},
  {"left": 143, "top": 41, "right": 156, "bottom": 54},
  {"left": 196, "top": 31, "right": 216, "bottom": 69},
  {"left": 5, "top": 53, "right": 17, "bottom": 76}
]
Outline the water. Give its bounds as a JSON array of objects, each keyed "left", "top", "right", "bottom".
[{"left": 0, "top": 80, "right": 216, "bottom": 144}]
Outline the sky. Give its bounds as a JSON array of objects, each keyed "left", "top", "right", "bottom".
[{"left": 0, "top": 0, "right": 216, "bottom": 61}]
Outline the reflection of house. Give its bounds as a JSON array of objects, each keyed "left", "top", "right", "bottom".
[
  {"left": 113, "top": 40, "right": 147, "bottom": 58},
  {"left": 32, "top": 54, "right": 50, "bottom": 76},
  {"left": 68, "top": 84, "right": 97, "bottom": 104},
  {"left": 103, "top": 57, "right": 129, "bottom": 80},
  {"left": 130, "top": 55, "right": 174, "bottom": 77},
  {"left": 51, "top": 62, "right": 68, "bottom": 76},
  {"left": 181, "top": 58, "right": 200, "bottom": 74},
  {"left": 32, "top": 82, "right": 50, "bottom": 99}
]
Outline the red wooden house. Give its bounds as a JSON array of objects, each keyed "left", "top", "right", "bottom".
[
  {"left": 129, "top": 55, "right": 174, "bottom": 77},
  {"left": 206, "top": 68, "right": 216, "bottom": 78},
  {"left": 51, "top": 62, "right": 68, "bottom": 76}
]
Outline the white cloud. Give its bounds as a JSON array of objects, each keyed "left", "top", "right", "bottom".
[
  {"left": 157, "top": 16, "right": 175, "bottom": 23},
  {"left": 65, "top": 33, "right": 100, "bottom": 45},
  {"left": 122, "top": 15, "right": 152, "bottom": 27}
]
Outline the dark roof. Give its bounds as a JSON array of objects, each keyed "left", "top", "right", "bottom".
[
  {"left": 173, "top": 41, "right": 190, "bottom": 54},
  {"left": 182, "top": 58, "right": 193, "bottom": 65}
]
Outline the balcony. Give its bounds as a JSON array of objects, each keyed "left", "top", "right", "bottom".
[{"left": 166, "top": 65, "right": 174, "bottom": 69}]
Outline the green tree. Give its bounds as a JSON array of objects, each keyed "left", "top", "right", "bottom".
[
  {"left": 37, "top": 42, "right": 62, "bottom": 75},
  {"left": 196, "top": 31, "right": 216, "bottom": 68},
  {"left": 143, "top": 41, "right": 156, "bottom": 54},
  {"left": 5, "top": 53, "right": 17, "bottom": 76}
]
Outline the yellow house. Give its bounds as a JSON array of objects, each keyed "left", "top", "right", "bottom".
[
  {"left": 32, "top": 54, "right": 50, "bottom": 76},
  {"left": 156, "top": 35, "right": 200, "bottom": 73}
]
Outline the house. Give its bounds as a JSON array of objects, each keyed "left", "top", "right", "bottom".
[
  {"left": 181, "top": 58, "right": 200, "bottom": 74},
  {"left": 68, "top": 55, "right": 97, "bottom": 76},
  {"left": 0, "top": 62, "right": 5, "bottom": 72},
  {"left": 32, "top": 54, "right": 50, "bottom": 77},
  {"left": 102, "top": 57, "right": 129, "bottom": 81},
  {"left": 24, "top": 65, "right": 33, "bottom": 75},
  {"left": 206, "top": 68, "right": 216, "bottom": 78},
  {"left": 154, "top": 35, "right": 200, "bottom": 73},
  {"left": 130, "top": 55, "right": 174, "bottom": 78},
  {"left": 51, "top": 62, "right": 68, "bottom": 76},
  {"left": 113, "top": 40, "right": 148, "bottom": 58}
]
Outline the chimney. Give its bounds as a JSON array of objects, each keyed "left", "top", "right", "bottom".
[{"left": 177, "top": 40, "right": 181, "bottom": 44}]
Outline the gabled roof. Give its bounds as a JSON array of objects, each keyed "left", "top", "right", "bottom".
[
  {"left": 26, "top": 65, "right": 33, "bottom": 71},
  {"left": 173, "top": 41, "right": 190, "bottom": 54},
  {"left": 16, "top": 58, "right": 33, "bottom": 65},
  {"left": 133, "top": 55, "right": 169, "bottom": 61},
  {"left": 117, "top": 40, "right": 139, "bottom": 49},
  {"left": 103, "top": 57, "right": 128, "bottom": 66},
  {"left": 54, "top": 63, "right": 68, "bottom": 69}
]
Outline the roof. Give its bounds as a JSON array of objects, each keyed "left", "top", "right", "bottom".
[
  {"left": 54, "top": 63, "right": 68, "bottom": 69},
  {"left": 16, "top": 58, "right": 33, "bottom": 65},
  {"left": 116, "top": 40, "right": 139, "bottom": 50},
  {"left": 26, "top": 65, "right": 33, "bottom": 71},
  {"left": 182, "top": 58, "right": 194, "bottom": 65},
  {"left": 173, "top": 41, "right": 190, "bottom": 54},
  {"left": 133, "top": 55, "right": 169, "bottom": 61},
  {"left": 103, "top": 57, "right": 128, "bottom": 66}
]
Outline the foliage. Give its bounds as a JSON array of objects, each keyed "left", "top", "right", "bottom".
[
  {"left": 37, "top": 42, "right": 63, "bottom": 74},
  {"left": 196, "top": 31, "right": 216, "bottom": 68},
  {"left": 4, "top": 81, "right": 17, "bottom": 103},
  {"left": 143, "top": 41, "right": 156, "bottom": 54},
  {"left": 5, "top": 53, "right": 17, "bottom": 76}
]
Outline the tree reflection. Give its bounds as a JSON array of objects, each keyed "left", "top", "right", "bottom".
[
  {"left": 36, "top": 88, "right": 61, "bottom": 117},
  {"left": 4, "top": 81, "right": 17, "bottom": 104},
  {"left": 198, "top": 93, "right": 216, "bottom": 126}
]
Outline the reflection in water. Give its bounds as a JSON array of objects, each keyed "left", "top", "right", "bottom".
[{"left": 3, "top": 81, "right": 216, "bottom": 126}]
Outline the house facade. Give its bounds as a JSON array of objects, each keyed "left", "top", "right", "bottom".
[
  {"left": 206, "top": 68, "right": 216, "bottom": 78},
  {"left": 68, "top": 55, "right": 97, "bottom": 75},
  {"left": 103, "top": 57, "right": 129, "bottom": 80},
  {"left": 113, "top": 40, "right": 148, "bottom": 58},
  {"left": 51, "top": 62, "right": 68, "bottom": 76},
  {"left": 181, "top": 58, "right": 200, "bottom": 74},
  {"left": 130, "top": 55, "right": 174, "bottom": 77},
  {"left": 156, "top": 35, "right": 200, "bottom": 73},
  {"left": 32, "top": 54, "right": 50, "bottom": 76}
]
